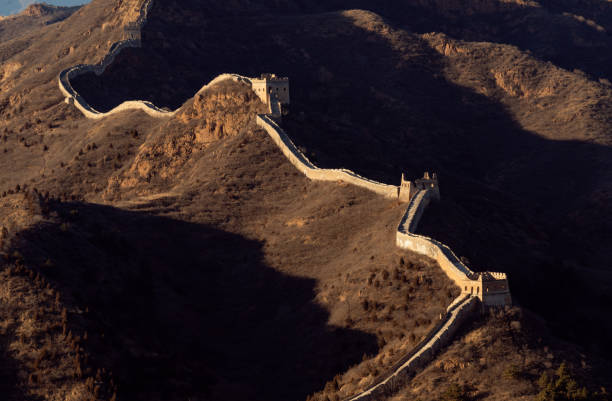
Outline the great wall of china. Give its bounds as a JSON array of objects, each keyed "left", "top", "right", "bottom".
[
  {"left": 257, "top": 112, "right": 510, "bottom": 401},
  {"left": 57, "top": 0, "right": 175, "bottom": 119},
  {"left": 57, "top": 1, "right": 512, "bottom": 399}
]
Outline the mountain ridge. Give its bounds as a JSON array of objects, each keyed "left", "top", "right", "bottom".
[{"left": 0, "top": 0, "right": 612, "bottom": 400}]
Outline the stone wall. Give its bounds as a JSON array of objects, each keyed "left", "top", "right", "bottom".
[
  {"left": 345, "top": 294, "right": 479, "bottom": 401},
  {"left": 256, "top": 115, "right": 400, "bottom": 199},
  {"left": 57, "top": 0, "right": 254, "bottom": 120},
  {"left": 252, "top": 75, "right": 290, "bottom": 106},
  {"left": 57, "top": 0, "right": 167, "bottom": 119},
  {"left": 58, "top": 3, "right": 510, "bottom": 390},
  {"left": 255, "top": 112, "right": 513, "bottom": 399},
  {"left": 395, "top": 188, "right": 511, "bottom": 306},
  {"left": 396, "top": 189, "right": 475, "bottom": 285}
]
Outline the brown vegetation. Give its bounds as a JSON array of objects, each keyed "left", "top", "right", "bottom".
[
  {"left": 391, "top": 307, "right": 612, "bottom": 400},
  {"left": 0, "top": 0, "right": 612, "bottom": 400}
]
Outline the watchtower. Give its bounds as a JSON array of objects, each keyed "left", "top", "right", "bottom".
[
  {"left": 415, "top": 172, "right": 440, "bottom": 200},
  {"left": 478, "top": 272, "right": 512, "bottom": 306},
  {"left": 251, "top": 74, "right": 290, "bottom": 108},
  {"left": 125, "top": 22, "right": 141, "bottom": 44},
  {"left": 398, "top": 173, "right": 416, "bottom": 202},
  {"left": 398, "top": 172, "right": 440, "bottom": 202}
]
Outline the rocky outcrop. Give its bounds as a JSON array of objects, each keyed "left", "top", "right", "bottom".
[{"left": 103, "top": 80, "right": 266, "bottom": 198}]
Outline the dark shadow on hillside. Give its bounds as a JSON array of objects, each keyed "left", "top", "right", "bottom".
[
  {"left": 11, "top": 200, "right": 378, "bottom": 401},
  {"left": 0, "top": 346, "right": 37, "bottom": 401},
  {"left": 339, "top": 0, "right": 612, "bottom": 80},
  {"left": 68, "top": 1, "right": 612, "bottom": 362},
  {"left": 360, "top": 0, "right": 612, "bottom": 81},
  {"left": 71, "top": 0, "right": 612, "bottom": 111}
]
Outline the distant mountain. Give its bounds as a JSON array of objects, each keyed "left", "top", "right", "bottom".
[
  {"left": 0, "top": 1, "right": 89, "bottom": 17},
  {"left": 0, "top": 3, "right": 80, "bottom": 42}
]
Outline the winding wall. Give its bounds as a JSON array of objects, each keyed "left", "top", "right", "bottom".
[
  {"left": 57, "top": 0, "right": 169, "bottom": 118},
  {"left": 255, "top": 116, "right": 511, "bottom": 400},
  {"left": 256, "top": 115, "right": 399, "bottom": 199},
  {"left": 57, "top": 0, "right": 253, "bottom": 120},
  {"left": 396, "top": 189, "right": 476, "bottom": 284},
  {"left": 57, "top": 1, "right": 510, "bottom": 397},
  {"left": 345, "top": 294, "right": 478, "bottom": 401}
]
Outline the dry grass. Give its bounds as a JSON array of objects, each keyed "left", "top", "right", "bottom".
[
  {"left": 0, "top": 0, "right": 611, "bottom": 399},
  {"left": 0, "top": 87, "right": 457, "bottom": 400},
  {"left": 391, "top": 307, "right": 612, "bottom": 401}
]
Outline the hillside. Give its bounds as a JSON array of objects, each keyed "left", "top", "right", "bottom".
[
  {"left": 0, "top": 4, "right": 80, "bottom": 43},
  {"left": 0, "top": 80, "right": 460, "bottom": 400},
  {"left": 0, "top": 0, "right": 612, "bottom": 400},
  {"left": 71, "top": 0, "right": 612, "bottom": 362}
]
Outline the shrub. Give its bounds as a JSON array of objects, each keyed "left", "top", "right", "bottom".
[
  {"left": 535, "top": 363, "right": 606, "bottom": 401},
  {"left": 441, "top": 383, "right": 471, "bottom": 401},
  {"left": 503, "top": 364, "right": 522, "bottom": 380}
]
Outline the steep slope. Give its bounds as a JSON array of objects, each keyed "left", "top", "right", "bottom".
[
  {"left": 0, "top": 0, "right": 155, "bottom": 192},
  {"left": 1, "top": 62, "right": 458, "bottom": 400},
  {"left": 0, "top": 4, "right": 80, "bottom": 43},
  {"left": 391, "top": 307, "right": 612, "bottom": 401},
  {"left": 68, "top": 0, "right": 612, "bottom": 362},
  {"left": 1, "top": 0, "right": 612, "bottom": 400}
]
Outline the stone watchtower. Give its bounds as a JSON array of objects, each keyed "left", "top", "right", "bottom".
[
  {"left": 478, "top": 272, "right": 512, "bottom": 306},
  {"left": 415, "top": 172, "right": 440, "bottom": 200},
  {"left": 251, "top": 74, "right": 290, "bottom": 117},
  {"left": 125, "top": 22, "right": 141, "bottom": 44},
  {"left": 398, "top": 174, "right": 417, "bottom": 202},
  {"left": 398, "top": 172, "right": 440, "bottom": 202}
]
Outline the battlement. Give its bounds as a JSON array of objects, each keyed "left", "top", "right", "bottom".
[
  {"left": 454, "top": 272, "right": 511, "bottom": 307},
  {"left": 399, "top": 171, "right": 440, "bottom": 202},
  {"left": 415, "top": 172, "right": 440, "bottom": 200},
  {"left": 251, "top": 74, "right": 290, "bottom": 107},
  {"left": 398, "top": 173, "right": 416, "bottom": 202},
  {"left": 124, "top": 22, "right": 141, "bottom": 42},
  {"left": 482, "top": 272, "right": 508, "bottom": 281},
  {"left": 257, "top": 73, "right": 289, "bottom": 81},
  {"left": 478, "top": 272, "right": 511, "bottom": 306}
]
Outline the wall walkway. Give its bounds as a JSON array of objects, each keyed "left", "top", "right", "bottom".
[
  {"left": 345, "top": 294, "right": 478, "bottom": 401},
  {"left": 57, "top": 0, "right": 253, "bottom": 120},
  {"left": 255, "top": 116, "right": 511, "bottom": 401},
  {"left": 57, "top": 1, "right": 511, "bottom": 397},
  {"left": 256, "top": 115, "right": 399, "bottom": 199}
]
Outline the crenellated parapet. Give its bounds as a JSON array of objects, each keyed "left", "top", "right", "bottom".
[
  {"left": 477, "top": 272, "right": 512, "bottom": 306},
  {"left": 395, "top": 182, "right": 511, "bottom": 307},
  {"left": 57, "top": 0, "right": 172, "bottom": 119},
  {"left": 124, "top": 22, "right": 141, "bottom": 44},
  {"left": 58, "top": 36, "right": 512, "bottom": 395}
]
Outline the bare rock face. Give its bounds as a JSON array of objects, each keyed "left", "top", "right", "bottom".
[
  {"left": 103, "top": 80, "right": 267, "bottom": 198},
  {"left": 21, "top": 4, "right": 58, "bottom": 17},
  {"left": 182, "top": 82, "right": 266, "bottom": 143}
]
